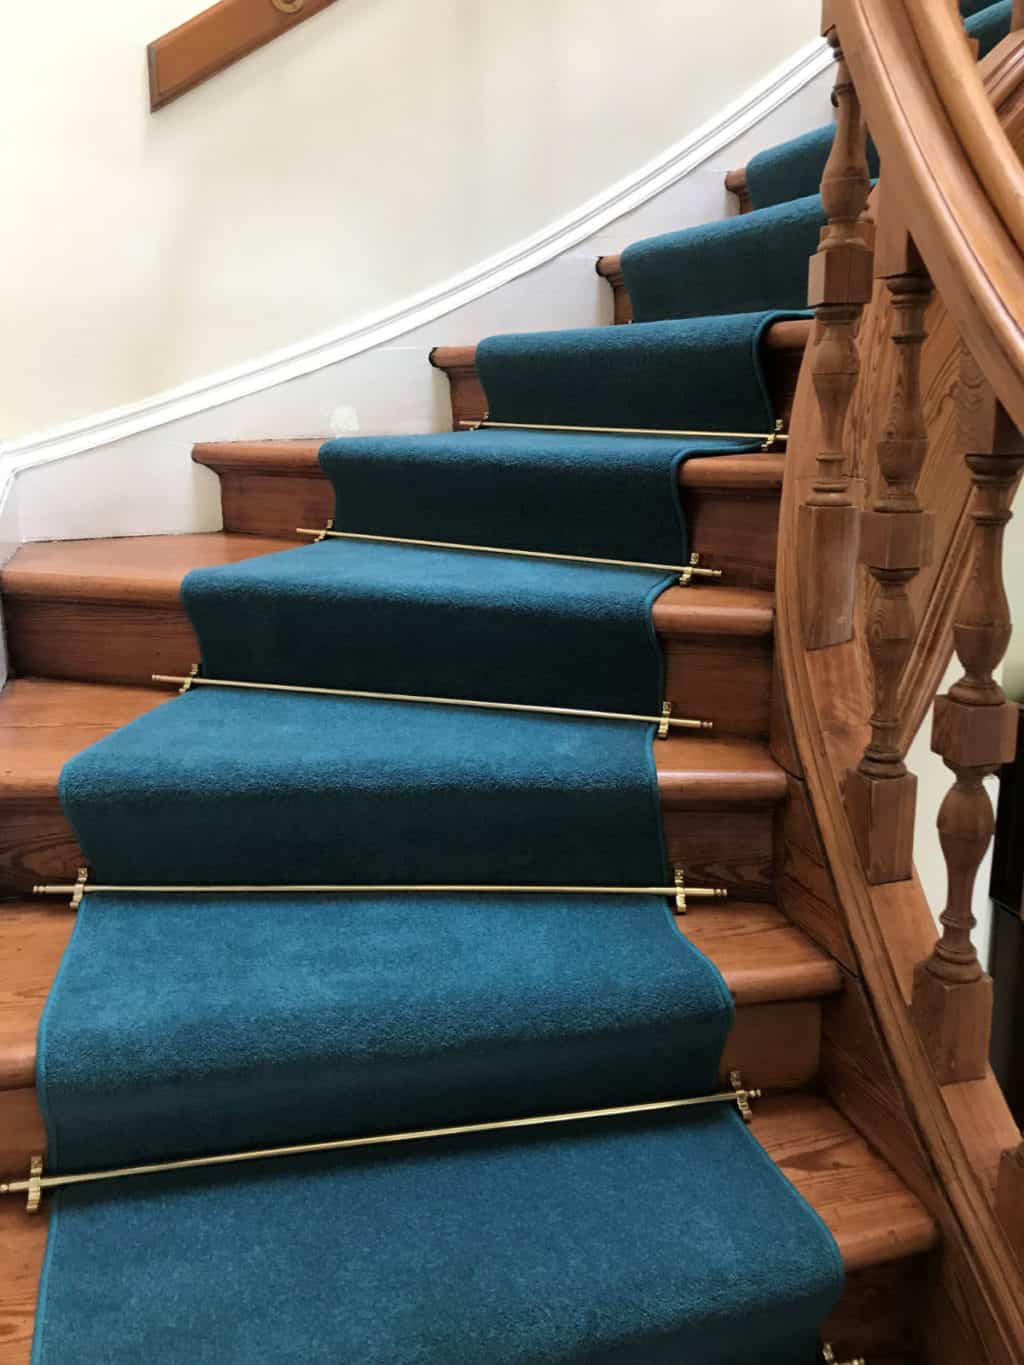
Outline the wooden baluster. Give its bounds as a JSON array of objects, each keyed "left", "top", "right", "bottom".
[
  {"left": 800, "top": 8, "right": 875, "bottom": 649},
  {"left": 996, "top": 1140, "right": 1024, "bottom": 1264},
  {"left": 910, "top": 392, "right": 1024, "bottom": 1083},
  {"left": 846, "top": 226, "right": 933, "bottom": 881}
]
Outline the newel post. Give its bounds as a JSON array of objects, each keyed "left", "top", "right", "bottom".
[
  {"left": 799, "top": 5, "right": 874, "bottom": 649},
  {"left": 846, "top": 225, "right": 933, "bottom": 881},
  {"left": 910, "top": 361, "right": 1023, "bottom": 1083}
]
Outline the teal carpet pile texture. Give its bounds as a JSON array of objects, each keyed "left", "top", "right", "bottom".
[
  {"left": 621, "top": 196, "right": 823, "bottom": 319},
  {"left": 49, "top": 45, "right": 998, "bottom": 1365}
]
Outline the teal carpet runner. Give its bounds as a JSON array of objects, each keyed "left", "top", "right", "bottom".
[
  {"left": 743, "top": 0, "right": 1010, "bottom": 211},
  {"left": 34, "top": 15, "right": 1022, "bottom": 1349},
  {"left": 33, "top": 309, "right": 846, "bottom": 1360}
]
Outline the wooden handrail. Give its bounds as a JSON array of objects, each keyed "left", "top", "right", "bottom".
[
  {"left": 905, "top": 0, "right": 1024, "bottom": 258},
  {"left": 148, "top": 0, "right": 341, "bottom": 111},
  {"left": 839, "top": 1, "right": 1024, "bottom": 434}
]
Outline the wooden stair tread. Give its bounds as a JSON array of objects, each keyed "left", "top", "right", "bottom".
[
  {"left": 0, "top": 1091, "right": 937, "bottom": 1364},
  {"left": 750, "top": 1094, "right": 938, "bottom": 1272},
  {"left": 0, "top": 679, "right": 165, "bottom": 798},
  {"left": 0, "top": 898, "right": 841, "bottom": 1096},
  {"left": 1, "top": 534, "right": 294, "bottom": 605},
  {"left": 0, "top": 676, "right": 786, "bottom": 811},
  {"left": 191, "top": 439, "right": 787, "bottom": 491},
  {"left": 2, "top": 534, "right": 774, "bottom": 641}
]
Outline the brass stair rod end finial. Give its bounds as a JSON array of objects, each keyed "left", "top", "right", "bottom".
[
  {"left": 71, "top": 867, "right": 89, "bottom": 910},
  {"left": 26, "top": 1155, "right": 43, "bottom": 1214},
  {"left": 673, "top": 867, "right": 728, "bottom": 915},
  {"left": 674, "top": 866, "right": 687, "bottom": 914},
  {"left": 729, "top": 1071, "right": 762, "bottom": 1124},
  {"left": 678, "top": 553, "right": 723, "bottom": 587},
  {"left": 821, "top": 1347, "right": 866, "bottom": 1365},
  {"left": 761, "top": 418, "right": 786, "bottom": 452}
]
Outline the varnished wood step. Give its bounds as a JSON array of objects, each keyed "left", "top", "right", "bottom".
[
  {"left": 1, "top": 534, "right": 775, "bottom": 737},
  {"left": 0, "top": 1090, "right": 936, "bottom": 1365},
  {"left": 0, "top": 896, "right": 843, "bottom": 1176},
  {"left": 193, "top": 440, "right": 784, "bottom": 588},
  {"left": 0, "top": 677, "right": 786, "bottom": 899}
]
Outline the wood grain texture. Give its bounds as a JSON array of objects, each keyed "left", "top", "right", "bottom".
[
  {"left": 1, "top": 538, "right": 775, "bottom": 737},
  {"left": 846, "top": 233, "right": 934, "bottom": 883},
  {"left": 0, "top": 1092, "right": 936, "bottom": 1365},
  {"left": 148, "top": 0, "right": 341, "bottom": 111},
  {"left": 776, "top": 229, "right": 1024, "bottom": 1361},
  {"left": 840, "top": 3, "right": 1024, "bottom": 436}
]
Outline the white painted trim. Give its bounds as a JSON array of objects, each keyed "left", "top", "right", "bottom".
[{"left": 0, "top": 37, "right": 830, "bottom": 481}]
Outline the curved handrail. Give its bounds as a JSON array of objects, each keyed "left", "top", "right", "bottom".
[{"left": 840, "top": 0, "right": 1024, "bottom": 432}]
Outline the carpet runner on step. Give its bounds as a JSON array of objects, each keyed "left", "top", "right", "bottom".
[{"left": 30, "top": 309, "right": 844, "bottom": 1362}]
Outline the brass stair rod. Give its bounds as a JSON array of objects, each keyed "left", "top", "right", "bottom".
[
  {"left": 152, "top": 673, "right": 711, "bottom": 735},
  {"left": 459, "top": 418, "right": 788, "bottom": 451},
  {"left": 34, "top": 867, "right": 728, "bottom": 914},
  {"left": 296, "top": 524, "right": 723, "bottom": 584},
  {"left": 1, "top": 1073, "right": 760, "bottom": 1212}
]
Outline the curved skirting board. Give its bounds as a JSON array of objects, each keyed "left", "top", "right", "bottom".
[{"left": 0, "top": 38, "right": 830, "bottom": 495}]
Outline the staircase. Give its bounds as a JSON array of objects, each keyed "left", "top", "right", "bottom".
[
  {"left": 2, "top": 2, "right": 1023, "bottom": 1360},
  {"left": 1, "top": 300, "right": 936, "bottom": 1363}
]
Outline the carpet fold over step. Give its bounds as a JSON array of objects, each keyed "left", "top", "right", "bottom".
[
  {"left": 28, "top": 147, "right": 850, "bottom": 1360},
  {"left": 39, "top": 892, "right": 733, "bottom": 1170},
  {"left": 33, "top": 1112, "right": 842, "bottom": 1365},
  {"left": 621, "top": 196, "right": 824, "bottom": 321}
]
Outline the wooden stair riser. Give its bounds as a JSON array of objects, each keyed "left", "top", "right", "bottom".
[
  {"left": 0, "top": 999, "right": 826, "bottom": 1179},
  {"left": 3, "top": 595, "right": 774, "bottom": 739},
  {"left": 0, "top": 793, "right": 779, "bottom": 903},
  {"left": 195, "top": 453, "right": 783, "bottom": 587}
]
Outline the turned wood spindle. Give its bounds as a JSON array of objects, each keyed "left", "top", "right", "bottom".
[
  {"left": 846, "top": 232, "right": 934, "bottom": 882},
  {"left": 911, "top": 443, "right": 1024, "bottom": 1083},
  {"left": 800, "top": 16, "right": 875, "bottom": 649}
]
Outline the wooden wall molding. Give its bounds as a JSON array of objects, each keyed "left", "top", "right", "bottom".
[{"left": 148, "top": 0, "right": 342, "bottom": 111}]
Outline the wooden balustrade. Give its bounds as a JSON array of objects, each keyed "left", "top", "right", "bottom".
[
  {"left": 846, "top": 223, "right": 934, "bottom": 881},
  {"left": 908, "top": 377, "right": 1023, "bottom": 1083},
  {"left": 799, "top": 13, "right": 874, "bottom": 650}
]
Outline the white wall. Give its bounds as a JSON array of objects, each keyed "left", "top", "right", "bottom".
[{"left": 0, "top": 0, "right": 819, "bottom": 440}]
